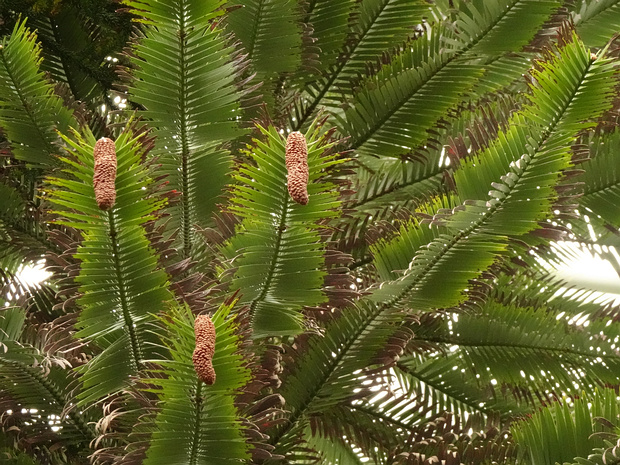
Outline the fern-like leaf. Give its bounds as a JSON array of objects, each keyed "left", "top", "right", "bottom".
[
  {"left": 47, "top": 125, "right": 174, "bottom": 404},
  {"left": 219, "top": 121, "right": 344, "bottom": 337},
  {"left": 0, "top": 19, "right": 75, "bottom": 168}
]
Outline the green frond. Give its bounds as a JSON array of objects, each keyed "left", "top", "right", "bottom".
[
  {"left": 0, "top": 179, "right": 51, "bottom": 262},
  {"left": 302, "top": 0, "right": 357, "bottom": 77},
  {"left": 336, "top": 0, "right": 560, "bottom": 159},
  {"left": 219, "top": 122, "right": 344, "bottom": 337},
  {"left": 369, "top": 194, "right": 457, "bottom": 281},
  {"left": 454, "top": 0, "right": 560, "bottom": 55},
  {"left": 454, "top": 33, "right": 617, "bottom": 211},
  {"left": 0, "top": 19, "right": 76, "bottom": 169},
  {"left": 418, "top": 301, "right": 620, "bottom": 399},
  {"left": 125, "top": 0, "right": 246, "bottom": 259},
  {"left": 395, "top": 355, "right": 518, "bottom": 421},
  {"left": 226, "top": 0, "right": 303, "bottom": 78},
  {"left": 304, "top": 425, "right": 367, "bottom": 464},
  {"left": 46, "top": 125, "right": 174, "bottom": 404},
  {"left": 137, "top": 302, "right": 251, "bottom": 465},
  {"left": 572, "top": 0, "right": 620, "bottom": 48},
  {"left": 335, "top": 24, "right": 482, "bottom": 159},
  {"left": 29, "top": 7, "right": 106, "bottom": 104},
  {"left": 271, "top": 37, "right": 593, "bottom": 458},
  {"left": 306, "top": 392, "right": 437, "bottom": 462},
  {"left": 293, "top": 0, "right": 434, "bottom": 129},
  {"left": 271, "top": 299, "right": 396, "bottom": 459},
  {"left": 0, "top": 182, "right": 26, "bottom": 226},
  {"left": 511, "top": 388, "right": 620, "bottom": 465},
  {"left": 0, "top": 307, "right": 94, "bottom": 450},
  {"left": 339, "top": 96, "right": 518, "bottom": 262},
  {"left": 579, "top": 131, "right": 620, "bottom": 228}
]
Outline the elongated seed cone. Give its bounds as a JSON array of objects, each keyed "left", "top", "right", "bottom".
[
  {"left": 93, "top": 137, "right": 117, "bottom": 210},
  {"left": 285, "top": 131, "right": 309, "bottom": 205},
  {"left": 192, "top": 315, "right": 216, "bottom": 385}
]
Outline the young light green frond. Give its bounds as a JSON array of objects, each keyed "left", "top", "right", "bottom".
[
  {"left": 511, "top": 388, "right": 620, "bottom": 465},
  {"left": 139, "top": 302, "right": 251, "bottom": 465},
  {"left": 454, "top": 34, "right": 617, "bottom": 204},
  {"left": 219, "top": 123, "right": 344, "bottom": 337},
  {"left": 126, "top": 0, "right": 246, "bottom": 259},
  {"left": 0, "top": 19, "right": 75, "bottom": 169},
  {"left": 47, "top": 126, "right": 174, "bottom": 404},
  {"left": 572, "top": 0, "right": 620, "bottom": 47}
]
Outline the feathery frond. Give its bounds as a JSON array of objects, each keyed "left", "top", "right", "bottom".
[
  {"left": 125, "top": 0, "right": 247, "bottom": 259},
  {"left": 46, "top": 125, "right": 174, "bottom": 404},
  {"left": 219, "top": 121, "right": 344, "bottom": 337},
  {"left": 0, "top": 19, "right": 75, "bottom": 169}
]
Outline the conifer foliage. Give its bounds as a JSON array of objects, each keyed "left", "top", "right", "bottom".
[{"left": 1, "top": 1, "right": 620, "bottom": 464}]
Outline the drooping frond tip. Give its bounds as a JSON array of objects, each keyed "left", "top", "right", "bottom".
[
  {"left": 285, "top": 131, "right": 309, "bottom": 205},
  {"left": 93, "top": 137, "right": 117, "bottom": 210},
  {"left": 192, "top": 315, "right": 216, "bottom": 385}
]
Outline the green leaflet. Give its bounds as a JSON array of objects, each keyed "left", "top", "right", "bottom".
[
  {"left": 47, "top": 125, "right": 174, "bottom": 404},
  {"left": 219, "top": 122, "right": 344, "bottom": 337}
]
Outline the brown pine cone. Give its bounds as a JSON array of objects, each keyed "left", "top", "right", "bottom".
[
  {"left": 192, "top": 315, "right": 216, "bottom": 385},
  {"left": 93, "top": 137, "right": 117, "bottom": 210},
  {"left": 285, "top": 131, "right": 309, "bottom": 205}
]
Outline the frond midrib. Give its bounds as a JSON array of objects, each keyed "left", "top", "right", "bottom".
[
  {"left": 249, "top": 188, "right": 290, "bottom": 315},
  {"left": 178, "top": 1, "right": 192, "bottom": 261},
  {"left": 189, "top": 382, "right": 203, "bottom": 465},
  {"left": 1, "top": 358, "right": 93, "bottom": 440},
  {"left": 420, "top": 336, "right": 619, "bottom": 360},
  {"left": 395, "top": 362, "right": 491, "bottom": 416},
  {"left": 108, "top": 210, "right": 143, "bottom": 368}
]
